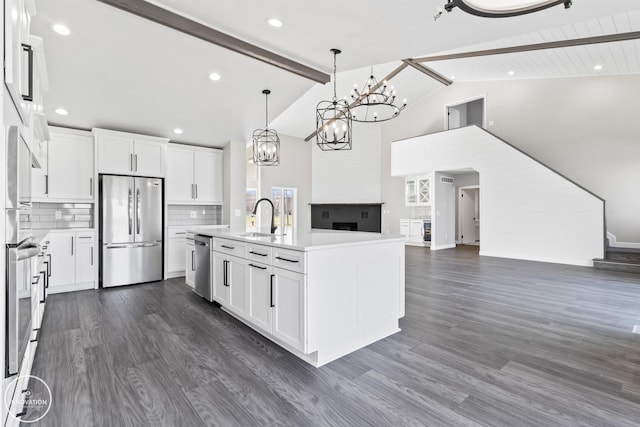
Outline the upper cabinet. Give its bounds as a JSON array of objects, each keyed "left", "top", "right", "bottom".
[
  {"left": 167, "top": 144, "right": 223, "bottom": 205},
  {"left": 405, "top": 175, "right": 431, "bottom": 206},
  {"left": 4, "top": 0, "right": 32, "bottom": 124},
  {"left": 32, "top": 128, "right": 94, "bottom": 202},
  {"left": 94, "top": 129, "right": 168, "bottom": 177}
]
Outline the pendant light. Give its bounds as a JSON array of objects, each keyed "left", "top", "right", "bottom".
[
  {"left": 350, "top": 66, "right": 407, "bottom": 122},
  {"left": 315, "top": 48, "right": 352, "bottom": 151},
  {"left": 252, "top": 89, "right": 280, "bottom": 166},
  {"left": 444, "top": 0, "right": 572, "bottom": 18}
]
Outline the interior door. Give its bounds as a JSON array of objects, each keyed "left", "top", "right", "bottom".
[
  {"left": 101, "top": 175, "right": 134, "bottom": 244},
  {"left": 461, "top": 188, "right": 476, "bottom": 244},
  {"left": 134, "top": 177, "right": 163, "bottom": 242}
]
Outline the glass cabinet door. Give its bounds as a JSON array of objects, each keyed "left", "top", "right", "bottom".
[
  {"left": 417, "top": 177, "right": 430, "bottom": 204},
  {"left": 405, "top": 179, "right": 417, "bottom": 205}
]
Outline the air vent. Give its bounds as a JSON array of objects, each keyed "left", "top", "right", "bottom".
[{"left": 440, "top": 176, "right": 454, "bottom": 184}]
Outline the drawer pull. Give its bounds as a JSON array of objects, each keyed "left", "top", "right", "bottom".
[
  {"left": 221, "top": 245, "right": 235, "bottom": 250},
  {"left": 174, "top": 232, "right": 186, "bottom": 235},
  {"left": 249, "top": 251, "right": 267, "bottom": 257},
  {"left": 249, "top": 263, "right": 267, "bottom": 270},
  {"left": 78, "top": 236, "right": 92, "bottom": 239},
  {"left": 275, "top": 256, "right": 298, "bottom": 263}
]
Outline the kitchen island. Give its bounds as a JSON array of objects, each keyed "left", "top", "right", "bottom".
[{"left": 188, "top": 228, "right": 406, "bottom": 367}]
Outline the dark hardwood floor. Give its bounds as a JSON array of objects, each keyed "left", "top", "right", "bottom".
[{"left": 23, "top": 246, "right": 640, "bottom": 426}]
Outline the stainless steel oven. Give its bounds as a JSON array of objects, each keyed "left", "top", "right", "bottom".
[{"left": 4, "top": 125, "right": 38, "bottom": 378}]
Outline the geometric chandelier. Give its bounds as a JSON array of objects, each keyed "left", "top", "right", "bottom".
[
  {"left": 252, "top": 89, "right": 280, "bottom": 166},
  {"left": 350, "top": 67, "right": 407, "bottom": 123},
  {"left": 444, "top": 0, "right": 572, "bottom": 18},
  {"left": 315, "top": 48, "right": 352, "bottom": 151}
]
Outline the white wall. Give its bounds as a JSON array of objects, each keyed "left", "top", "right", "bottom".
[
  {"left": 382, "top": 75, "right": 640, "bottom": 242},
  {"left": 259, "top": 134, "right": 312, "bottom": 232},
  {"left": 312, "top": 122, "right": 381, "bottom": 203},
  {"left": 223, "top": 140, "right": 246, "bottom": 232},
  {"left": 392, "top": 126, "right": 604, "bottom": 266}
]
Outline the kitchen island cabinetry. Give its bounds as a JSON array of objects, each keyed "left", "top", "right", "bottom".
[{"left": 190, "top": 229, "right": 405, "bottom": 367}]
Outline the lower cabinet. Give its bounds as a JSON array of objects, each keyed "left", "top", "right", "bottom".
[
  {"left": 168, "top": 229, "right": 188, "bottom": 277},
  {"left": 48, "top": 230, "right": 96, "bottom": 293},
  {"left": 185, "top": 235, "right": 195, "bottom": 288},
  {"left": 246, "top": 262, "right": 305, "bottom": 351},
  {"left": 212, "top": 251, "right": 247, "bottom": 316}
]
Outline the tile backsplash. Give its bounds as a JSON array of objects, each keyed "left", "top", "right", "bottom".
[
  {"left": 168, "top": 205, "right": 222, "bottom": 226},
  {"left": 23, "top": 203, "right": 94, "bottom": 230}
]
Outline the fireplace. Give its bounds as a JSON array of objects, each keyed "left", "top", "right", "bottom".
[
  {"left": 311, "top": 204, "right": 382, "bottom": 233},
  {"left": 332, "top": 222, "right": 358, "bottom": 231}
]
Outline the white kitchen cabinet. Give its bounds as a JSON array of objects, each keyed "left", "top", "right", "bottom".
[
  {"left": 227, "top": 255, "right": 247, "bottom": 316},
  {"left": 48, "top": 232, "right": 76, "bottom": 288},
  {"left": 167, "top": 144, "right": 223, "bottom": 204},
  {"left": 48, "top": 231, "right": 96, "bottom": 293},
  {"left": 31, "top": 139, "right": 48, "bottom": 200},
  {"left": 405, "top": 175, "right": 431, "bottom": 206},
  {"left": 47, "top": 130, "right": 94, "bottom": 201},
  {"left": 75, "top": 233, "right": 95, "bottom": 284},
  {"left": 168, "top": 229, "right": 188, "bottom": 276},
  {"left": 400, "top": 219, "right": 410, "bottom": 237},
  {"left": 94, "top": 129, "right": 168, "bottom": 177},
  {"left": 212, "top": 251, "right": 229, "bottom": 306},
  {"left": 247, "top": 262, "right": 273, "bottom": 332},
  {"left": 271, "top": 267, "right": 305, "bottom": 351},
  {"left": 185, "top": 234, "right": 195, "bottom": 288},
  {"left": 4, "top": 0, "right": 32, "bottom": 123}
]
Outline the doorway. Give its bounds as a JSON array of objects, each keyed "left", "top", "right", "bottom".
[
  {"left": 445, "top": 95, "right": 486, "bottom": 130},
  {"left": 459, "top": 186, "right": 480, "bottom": 245}
]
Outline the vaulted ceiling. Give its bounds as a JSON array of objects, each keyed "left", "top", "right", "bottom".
[{"left": 31, "top": 0, "right": 640, "bottom": 147}]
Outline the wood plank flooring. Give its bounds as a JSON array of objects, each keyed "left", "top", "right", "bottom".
[{"left": 23, "top": 246, "right": 640, "bottom": 426}]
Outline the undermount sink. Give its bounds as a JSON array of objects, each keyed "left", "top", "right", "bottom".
[{"left": 237, "top": 232, "right": 275, "bottom": 238}]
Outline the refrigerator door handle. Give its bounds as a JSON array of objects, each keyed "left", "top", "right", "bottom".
[
  {"left": 136, "top": 188, "right": 141, "bottom": 235},
  {"left": 128, "top": 188, "right": 133, "bottom": 235}
]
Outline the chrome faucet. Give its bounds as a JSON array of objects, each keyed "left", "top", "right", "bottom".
[{"left": 252, "top": 198, "right": 277, "bottom": 234}]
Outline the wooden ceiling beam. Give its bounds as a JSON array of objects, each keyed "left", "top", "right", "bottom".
[
  {"left": 412, "top": 31, "right": 640, "bottom": 63},
  {"left": 402, "top": 60, "right": 453, "bottom": 86},
  {"left": 96, "top": 0, "right": 330, "bottom": 84}
]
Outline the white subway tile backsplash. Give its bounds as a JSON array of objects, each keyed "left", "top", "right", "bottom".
[
  {"left": 167, "top": 204, "right": 222, "bottom": 226},
  {"left": 23, "top": 202, "right": 95, "bottom": 230}
]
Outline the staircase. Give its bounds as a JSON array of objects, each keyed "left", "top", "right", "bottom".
[{"left": 594, "top": 248, "right": 640, "bottom": 274}]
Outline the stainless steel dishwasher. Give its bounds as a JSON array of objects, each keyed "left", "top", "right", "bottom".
[{"left": 194, "top": 235, "right": 212, "bottom": 301}]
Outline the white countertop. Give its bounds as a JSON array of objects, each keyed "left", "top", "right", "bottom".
[{"left": 187, "top": 228, "right": 406, "bottom": 252}]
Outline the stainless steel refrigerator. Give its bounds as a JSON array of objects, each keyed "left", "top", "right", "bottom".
[{"left": 100, "top": 175, "right": 163, "bottom": 287}]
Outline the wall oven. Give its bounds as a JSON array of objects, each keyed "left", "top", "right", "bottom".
[{"left": 4, "top": 125, "right": 39, "bottom": 378}]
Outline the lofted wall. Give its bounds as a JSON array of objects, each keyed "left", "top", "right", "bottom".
[{"left": 391, "top": 126, "right": 604, "bottom": 266}]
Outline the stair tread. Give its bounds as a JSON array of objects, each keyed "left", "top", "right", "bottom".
[{"left": 594, "top": 259, "right": 640, "bottom": 265}]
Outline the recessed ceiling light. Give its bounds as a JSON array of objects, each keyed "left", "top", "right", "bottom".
[
  {"left": 594, "top": 64, "right": 603, "bottom": 71},
  {"left": 52, "top": 24, "right": 70, "bottom": 36},
  {"left": 209, "top": 72, "right": 221, "bottom": 81},
  {"left": 54, "top": 108, "right": 68, "bottom": 115},
  {"left": 450, "top": 75, "right": 456, "bottom": 80},
  {"left": 508, "top": 70, "right": 515, "bottom": 76},
  {"left": 173, "top": 128, "right": 183, "bottom": 135},
  {"left": 268, "top": 18, "right": 283, "bottom": 28}
]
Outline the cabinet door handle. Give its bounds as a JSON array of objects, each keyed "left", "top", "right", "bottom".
[
  {"left": 130, "top": 154, "right": 133, "bottom": 172},
  {"left": 45, "top": 175, "right": 48, "bottom": 194},
  {"left": 21, "top": 44, "right": 33, "bottom": 101},
  {"left": 195, "top": 184, "right": 197, "bottom": 199},
  {"left": 90, "top": 247, "right": 94, "bottom": 266},
  {"left": 223, "top": 260, "right": 229, "bottom": 287},
  {"left": 134, "top": 154, "right": 138, "bottom": 172},
  {"left": 275, "top": 256, "right": 298, "bottom": 263},
  {"left": 191, "top": 250, "right": 195, "bottom": 271},
  {"left": 90, "top": 178, "right": 93, "bottom": 196},
  {"left": 71, "top": 236, "right": 74, "bottom": 255},
  {"left": 270, "top": 274, "right": 275, "bottom": 308},
  {"left": 46, "top": 254, "right": 51, "bottom": 277},
  {"left": 191, "top": 184, "right": 194, "bottom": 199},
  {"left": 249, "top": 251, "right": 267, "bottom": 257},
  {"left": 249, "top": 263, "right": 266, "bottom": 270}
]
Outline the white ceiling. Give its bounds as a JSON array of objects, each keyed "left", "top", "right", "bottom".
[{"left": 31, "top": 0, "right": 640, "bottom": 147}]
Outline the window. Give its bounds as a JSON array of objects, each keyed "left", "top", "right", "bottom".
[{"left": 271, "top": 187, "right": 296, "bottom": 235}]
